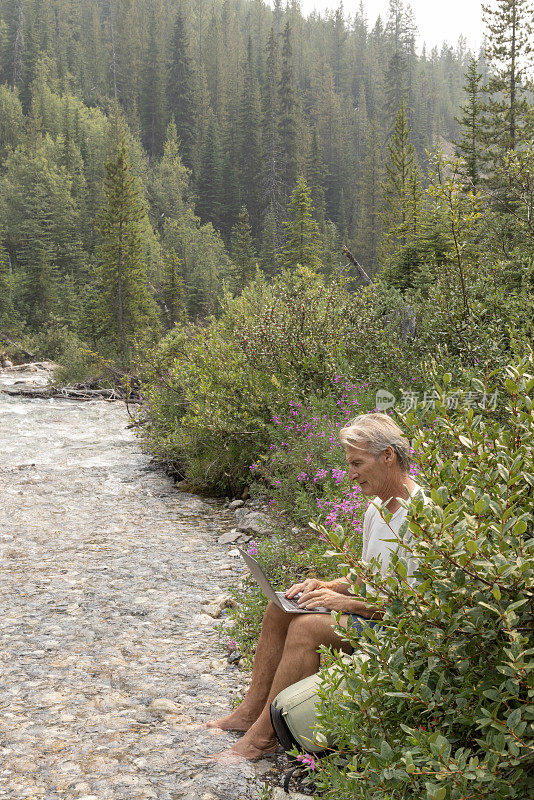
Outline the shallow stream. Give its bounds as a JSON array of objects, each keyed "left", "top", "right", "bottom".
[{"left": 0, "top": 369, "right": 270, "bottom": 800}]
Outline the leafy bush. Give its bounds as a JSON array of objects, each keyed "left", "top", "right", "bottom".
[
  {"left": 136, "top": 267, "right": 428, "bottom": 494},
  {"left": 307, "top": 352, "right": 534, "bottom": 800}
]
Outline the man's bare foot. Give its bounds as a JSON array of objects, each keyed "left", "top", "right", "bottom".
[
  {"left": 204, "top": 710, "right": 256, "bottom": 732},
  {"left": 207, "top": 736, "right": 279, "bottom": 763}
]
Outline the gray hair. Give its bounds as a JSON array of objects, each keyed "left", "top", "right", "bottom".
[{"left": 339, "top": 412, "right": 411, "bottom": 472}]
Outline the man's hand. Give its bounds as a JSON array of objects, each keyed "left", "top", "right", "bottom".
[
  {"left": 285, "top": 578, "right": 327, "bottom": 599},
  {"left": 297, "top": 587, "right": 354, "bottom": 612}
]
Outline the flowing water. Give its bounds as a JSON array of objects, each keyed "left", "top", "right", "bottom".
[{"left": 0, "top": 369, "right": 272, "bottom": 800}]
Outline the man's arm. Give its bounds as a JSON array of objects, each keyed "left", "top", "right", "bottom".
[{"left": 297, "top": 585, "right": 382, "bottom": 619}]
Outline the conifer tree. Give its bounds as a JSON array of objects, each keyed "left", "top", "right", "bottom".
[
  {"left": 1, "top": 143, "right": 84, "bottom": 327},
  {"left": 195, "top": 110, "right": 223, "bottom": 229},
  {"left": 379, "top": 100, "right": 423, "bottom": 289},
  {"left": 261, "top": 26, "right": 284, "bottom": 241},
  {"left": 330, "top": 4, "right": 349, "bottom": 94},
  {"left": 230, "top": 206, "right": 257, "bottom": 287},
  {"left": 238, "top": 38, "right": 263, "bottom": 232},
  {"left": 113, "top": 0, "right": 142, "bottom": 122},
  {"left": 281, "top": 176, "right": 322, "bottom": 269},
  {"left": 0, "top": 226, "right": 14, "bottom": 325},
  {"left": 149, "top": 119, "right": 190, "bottom": 236},
  {"left": 220, "top": 146, "right": 242, "bottom": 240},
  {"left": 259, "top": 200, "right": 280, "bottom": 276},
  {"left": 167, "top": 7, "right": 197, "bottom": 167},
  {"left": 481, "top": 0, "right": 533, "bottom": 162},
  {"left": 306, "top": 126, "right": 327, "bottom": 224},
  {"left": 161, "top": 248, "right": 187, "bottom": 328},
  {"left": 355, "top": 117, "right": 384, "bottom": 271},
  {"left": 278, "top": 20, "right": 299, "bottom": 200},
  {"left": 384, "top": 50, "right": 408, "bottom": 131},
  {"left": 0, "top": 83, "right": 24, "bottom": 161},
  {"left": 455, "top": 56, "right": 484, "bottom": 187},
  {"left": 140, "top": 0, "right": 167, "bottom": 159},
  {"left": 97, "top": 141, "right": 159, "bottom": 361}
]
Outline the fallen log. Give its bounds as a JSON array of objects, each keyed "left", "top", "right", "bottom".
[{"left": 1, "top": 385, "right": 141, "bottom": 402}]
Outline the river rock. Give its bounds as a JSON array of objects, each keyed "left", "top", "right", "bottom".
[
  {"left": 234, "top": 506, "right": 248, "bottom": 522},
  {"left": 177, "top": 496, "right": 212, "bottom": 514},
  {"left": 148, "top": 698, "right": 182, "bottom": 713},
  {"left": 271, "top": 790, "right": 312, "bottom": 800},
  {"left": 202, "top": 594, "right": 237, "bottom": 618},
  {"left": 237, "top": 511, "right": 276, "bottom": 536},
  {"left": 217, "top": 530, "right": 241, "bottom": 544},
  {"left": 229, "top": 499, "right": 244, "bottom": 510}
]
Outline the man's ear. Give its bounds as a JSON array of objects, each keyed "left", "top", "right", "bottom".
[{"left": 383, "top": 445, "right": 395, "bottom": 464}]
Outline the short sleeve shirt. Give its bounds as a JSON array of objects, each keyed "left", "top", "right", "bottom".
[{"left": 361, "top": 483, "right": 425, "bottom": 589}]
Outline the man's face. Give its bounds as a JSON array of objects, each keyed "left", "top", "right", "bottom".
[{"left": 345, "top": 441, "right": 387, "bottom": 496}]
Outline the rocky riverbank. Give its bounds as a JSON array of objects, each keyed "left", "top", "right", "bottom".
[{"left": 0, "top": 368, "right": 305, "bottom": 800}]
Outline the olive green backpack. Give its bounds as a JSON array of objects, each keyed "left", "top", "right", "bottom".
[{"left": 270, "top": 653, "right": 363, "bottom": 755}]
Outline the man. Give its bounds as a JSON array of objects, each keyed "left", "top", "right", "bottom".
[{"left": 206, "top": 412, "right": 422, "bottom": 763}]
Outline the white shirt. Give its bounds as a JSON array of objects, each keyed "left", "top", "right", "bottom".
[{"left": 361, "top": 483, "right": 425, "bottom": 590}]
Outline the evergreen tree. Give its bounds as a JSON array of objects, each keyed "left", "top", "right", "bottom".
[
  {"left": 140, "top": 0, "right": 166, "bottom": 159},
  {"left": 481, "top": 0, "right": 533, "bottom": 162},
  {"left": 281, "top": 176, "right": 322, "bottom": 269},
  {"left": 195, "top": 110, "right": 223, "bottom": 229},
  {"left": 384, "top": 50, "right": 408, "bottom": 131},
  {"left": 330, "top": 4, "right": 349, "bottom": 94},
  {"left": 0, "top": 83, "right": 24, "bottom": 161},
  {"left": 261, "top": 26, "right": 284, "bottom": 242},
  {"left": 455, "top": 56, "right": 484, "bottom": 187},
  {"left": 113, "top": 0, "right": 142, "bottom": 124},
  {"left": 379, "top": 100, "right": 423, "bottom": 289},
  {"left": 306, "top": 126, "right": 327, "bottom": 224},
  {"left": 354, "top": 117, "right": 384, "bottom": 272},
  {"left": 0, "top": 226, "right": 15, "bottom": 325},
  {"left": 259, "top": 200, "right": 280, "bottom": 276},
  {"left": 219, "top": 141, "right": 242, "bottom": 239},
  {"left": 161, "top": 248, "right": 187, "bottom": 328},
  {"left": 149, "top": 119, "right": 190, "bottom": 233},
  {"left": 230, "top": 206, "right": 257, "bottom": 287},
  {"left": 167, "top": 7, "right": 197, "bottom": 167},
  {"left": 380, "top": 101, "right": 422, "bottom": 247},
  {"left": 97, "top": 141, "right": 159, "bottom": 361},
  {"left": 238, "top": 37, "right": 263, "bottom": 232},
  {"left": 278, "top": 20, "right": 299, "bottom": 200}
]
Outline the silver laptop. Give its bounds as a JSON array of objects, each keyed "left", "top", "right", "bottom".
[{"left": 237, "top": 548, "right": 330, "bottom": 614}]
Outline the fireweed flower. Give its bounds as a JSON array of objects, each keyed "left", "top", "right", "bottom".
[{"left": 297, "top": 753, "right": 317, "bottom": 770}]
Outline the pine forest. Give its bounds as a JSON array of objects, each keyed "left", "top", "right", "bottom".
[{"left": 2, "top": 0, "right": 532, "bottom": 359}]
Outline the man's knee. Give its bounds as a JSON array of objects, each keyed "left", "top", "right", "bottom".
[
  {"left": 286, "top": 614, "right": 327, "bottom": 647},
  {"left": 263, "top": 600, "right": 288, "bottom": 628}
]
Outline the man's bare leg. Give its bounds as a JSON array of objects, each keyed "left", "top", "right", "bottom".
[
  {"left": 210, "top": 613, "right": 351, "bottom": 761},
  {"left": 205, "top": 602, "right": 293, "bottom": 731}
]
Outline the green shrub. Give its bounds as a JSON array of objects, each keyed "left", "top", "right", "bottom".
[
  {"left": 308, "top": 352, "right": 534, "bottom": 800},
  {"left": 136, "top": 267, "right": 428, "bottom": 495}
]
